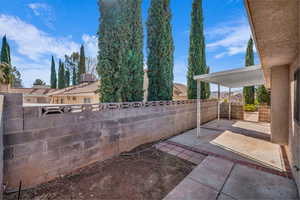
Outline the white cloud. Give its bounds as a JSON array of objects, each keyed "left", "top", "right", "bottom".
[
  {"left": 0, "top": 14, "right": 97, "bottom": 87},
  {"left": 82, "top": 34, "right": 98, "bottom": 58},
  {"left": 28, "top": 3, "right": 55, "bottom": 29},
  {"left": 0, "top": 14, "right": 80, "bottom": 61},
  {"left": 207, "top": 19, "right": 253, "bottom": 59}
]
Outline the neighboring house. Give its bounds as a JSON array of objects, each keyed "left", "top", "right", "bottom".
[
  {"left": 48, "top": 81, "right": 100, "bottom": 104},
  {"left": 9, "top": 88, "right": 57, "bottom": 104},
  {"left": 48, "top": 80, "right": 187, "bottom": 104},
  {"left": 48, "top": 70, "right": 187, "bottom": 104}
]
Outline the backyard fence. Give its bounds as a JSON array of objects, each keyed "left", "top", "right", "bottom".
[{"left": 2, "top": 93, "right": 218, "bottom": 190}]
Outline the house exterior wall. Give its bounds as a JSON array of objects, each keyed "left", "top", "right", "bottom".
[
  {"left": 24, "top": 96, "right": 51, "bottom": 104},
  {"left": 2, "top": 93, "right": 218, "bottom": 190},
  {"left": 287, "top": 55, "right": 300, "bottom": 192},
  {"left": 270, "top": 65, "right": 290, "bottom": 145},
  {"left": 51, "top": 94, "right": 100, "bottom": 105}
]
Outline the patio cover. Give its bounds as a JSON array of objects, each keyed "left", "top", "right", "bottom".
[
  {"left": 193, "top": 65, "right": 265, "bottom": 137},
  {"left": 194, "top": 65, "right": 265, "bottom": 88}
]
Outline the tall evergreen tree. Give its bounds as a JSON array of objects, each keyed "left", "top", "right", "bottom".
[
  {"left": 121, "top": 0, "right": 144, "bottom": 102},
  {"left": 78, "top": 45, "right": 86, "bottom": 83},
  {"left": 58, "top": 60, "right": 65, "bottom": 89},
  {"left": 243, "top": 38, "right": 255, "bottom": 104},
  {"left": 187, "top": 0, "right": 210, "bottom": 99},
  {"left": 147, "top": 0, "right": 174, "bottom": 101},
  {"left": 65, "top": 68, "right": 70, "bottom": 87},
  {"left": 50, "top": 56, "right": 57, "bottom": 88},
  {"left": 98, "top": 0, "right": 128, "bottom": 102},
  {"left": 72, "top": 66, "right": 77, "bottom": 85},
  {"left": 1, "top": 35, "right": 11, "bottom": 65}
]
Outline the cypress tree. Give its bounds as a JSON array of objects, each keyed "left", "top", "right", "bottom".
[
  {"left": 50, "top": 56, "right": 57, "bottom": 88},
  {"left": 1, "top": 35, "right": 11, "bottom": 65},
  {"left": 58, "top": 60, "right": 65, "bottom": 89},
  {"left": 72, "top": 66, "right": 77, "bottom": 85},
  {"left": 187, "top": 0, "right": 210, "bottom": 99},
  {"left": 121, "top": 0, "right": 144, "bottom": 102},
  {"left": 78, "top": 45, "right": 86, "bottom": 83},
  {"left": 147, "top": 0, "right": 174, "bottom": 101},
  {"left": 98, "top": 0, "right": 128, "bottom": 102},
  {"left": 243, "top": 38, "right": 255, "bottom": 104},
  {"left": 65, "top": 68, "right": 70, "bottom": 87}
]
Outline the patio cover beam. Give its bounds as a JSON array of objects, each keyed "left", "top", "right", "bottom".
[{"left": 194, "top": 65, "right": 265, "bottom": 88}]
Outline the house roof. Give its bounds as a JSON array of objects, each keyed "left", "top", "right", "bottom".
[
  {"left": 47, "top": 81, "right": 99, "bottom": 96},
  {"left": 194, "top": 65, "right": 265, "bottom": 88},
  {"left": 9, "top": 88, "right": 58, "bottom": 96},
  {"left": 48, "top": 80, "right": 187, "bottom": 98}
]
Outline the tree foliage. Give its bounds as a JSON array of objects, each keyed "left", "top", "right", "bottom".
[
  {"left": 0, "top": 63, "right": 14, "bottom": 85},
  {"left": 1, "top": 35, "right": 11, "bottom": 65},
  {"left": 58, "top": 59, "right": 65, "bottom": 89},
  {"left": 0, "top": 35, "right": 22, "bottom": 87},
  {"left": 98, "top": 0, "right": 129, "bottom": 102},
  {"left": 243, "top": 38, "right": 255, "bottom": 104},
  {"left": 78, "top": 45, "right": 86, "bottom": 83},
  {"left": 65, "top": 68, "right": 70, "bottom": 87},
  {"left": 121, "top": 0, "right": 144, "bottom": 102},
  {"left": 187, "top": 0, "right": 210, "bottom": 99},
  {"left": 33, "top": 79, "right": 46, "bottom": 86},
  {"left": 65, "top": 52, "right": 80, "bottom": 86},
  {"left": 147, "top": 0, "right": 174, "bottom": 101},
  {"left": 50, "top": 56, "right": 57, "bottom": 88},
  {"left": 257, "top": 85, "right": 270, "bottom": 105}
]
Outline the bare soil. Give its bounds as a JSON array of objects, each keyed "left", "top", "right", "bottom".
[{"left": 4, "top": 143, "right": 195, "bottom": 200}]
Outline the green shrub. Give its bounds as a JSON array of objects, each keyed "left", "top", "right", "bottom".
[
  {"left": 257, "top": 85, "right": 270, "bottom": 105},
  {"left": 244, "top": 104, "right": 257, "bottom": 112}
]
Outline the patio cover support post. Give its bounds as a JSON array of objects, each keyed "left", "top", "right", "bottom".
[
  {"left": 218, "top": 84, "right": 220, "bottom": 121},
  {"left": 229, "top": 87, "right": 231, "bottom": 120},
  {"left": 197, "top": 80, "right": 201, "bottom": 137}
]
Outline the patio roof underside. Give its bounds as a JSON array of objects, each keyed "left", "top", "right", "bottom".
[{"left": 194, "top": 65, "right": 265, "bottom": 88}]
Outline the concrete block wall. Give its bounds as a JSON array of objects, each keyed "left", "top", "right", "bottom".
[
  {"left": 258, "top": 105, "right": 271, "bottom": 122},
  {"left": 2, "top": 93, "right": 218, "bottom": 190},
  {"left": 220, "top": 102, "right": 244, "bottom": 120}
]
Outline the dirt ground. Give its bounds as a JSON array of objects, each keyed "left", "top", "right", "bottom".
[{"left": 4, "top": 143, "right": 195, "bottom": 200}]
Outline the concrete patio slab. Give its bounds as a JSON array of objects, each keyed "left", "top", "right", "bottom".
[
  {"left": 169, "top": 127, "right": 268, "bottom": 167},
  {"left": 222, "top": 164, "right": 299, "bottom": 199},
  {"left": 188, "top": 156, "right": 234, "bottom": 191},
  {"left": 211, "top": 131, "right": 285, "bottom": 171},
  {"left": 203, "top": 119, "right": 270, "bottom": 137},
  {"left": 163, "top": 177, "right": 219, "bottom": 200}
]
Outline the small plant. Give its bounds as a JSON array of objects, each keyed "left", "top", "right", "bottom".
[{"left": 244, "top": 104, "right": 257, "bottom": 112}]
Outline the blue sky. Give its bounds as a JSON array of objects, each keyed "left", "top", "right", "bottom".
[{"left": 0, "top": 0, "right": 259, "bottom": 88}]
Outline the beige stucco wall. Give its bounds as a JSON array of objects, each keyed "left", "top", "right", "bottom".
[
  {"left": 270, "top": 65, "right": 290, "bottom": 145},
  {"left": 287, "top": 55, "right": 300, "bottom": 191}
]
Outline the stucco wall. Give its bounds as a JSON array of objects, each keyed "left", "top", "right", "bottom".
[
  {"left": 288, "top": 55, "right": 300, "bottom": 192},
  {"left": 271, "top": 65, "right": 290, "bottom": 145},
  {"left": 2, "top": 93, "right": 217, "bottom": 190}
]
